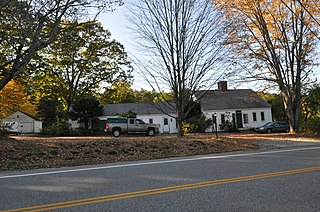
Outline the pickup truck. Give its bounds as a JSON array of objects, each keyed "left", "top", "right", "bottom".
[{"left": 104, "top": 118, "right": 159, "bottom": 137}]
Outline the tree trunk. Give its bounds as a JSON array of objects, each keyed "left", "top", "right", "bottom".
[
  {"left": 177, "top": 119, "right": 184, "bottom": 137},
  {"left": 282, "top": 91, "right": 301, "bottom": 133},
  {"left": 176, "top": 108, "right": 185, "bottom": 137},
  {"left": 85, "top": 121, "right": 89, "bottom": 135}
]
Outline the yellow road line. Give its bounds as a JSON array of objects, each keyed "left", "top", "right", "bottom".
[{"left": 2, "top": 166, "right": 320, "bottom": 212}]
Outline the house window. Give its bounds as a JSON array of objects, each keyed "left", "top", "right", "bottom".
[
  {"left": 253, "top": 112, "right": 257, "bottom": 122},
  {"left": 221, "top": 114, "right": 225, "bottom": 124},
  {"left": 149, "top": 118, "right": 153, "bottom": 124},
  {"left": 261, "top": 112, "right": 265, "bottom": 121},
  {"left": 243, "top": 114, "right": 249, "bottom": 124},
  {"left": 164, "top": 118, "right": 168, "bottom": 125}
]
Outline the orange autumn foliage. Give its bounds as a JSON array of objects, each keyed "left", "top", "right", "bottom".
[{"left": 0, "top": 81, "right": 36, "bottom": 120}]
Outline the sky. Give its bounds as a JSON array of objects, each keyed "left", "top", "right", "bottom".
[
  {"left": 97, "top": 2, "right": 320, "bottom": 92},
  {"left": 97, "top": 2, "right": 152, "bottom": 91}
]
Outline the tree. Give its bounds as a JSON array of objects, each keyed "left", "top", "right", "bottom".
[
  {"left": 0, "top": 0, "right": 123, "bottom": 91},
  {"left": 0, "top": 80, "right": 36, "bottom": 119},
  {"left": 32, "top": 20, "right": 132, "bottom": 112},
  {"left": 213, "top": 0, "right": 320, "bottom": 132},
  {"left": 182, "top": 101, "right": 212, "bottom": 133},
  {"left": 69, "top": 95, "right": 103, "bottom": 134},
  {"left": 100, "top": 80, "right": 136, "bottom": 104},
  {"left": 37, "top": 97, "right": 65, "bottom": 127},
  {"left": 302, "top": 84, "right": 320, "bottom": 121},
  {"left": 119, "top": 110, "right": 137, "bottom": 118},
  {"left": 100, "top": 81, "right": 174, "bottom": 104},
  {"left": 129, "top": 0, "right": 229, "bottom": 136},
  {"left": 280, "top": 0, "right": 320, "bottom": 40},
  {"left": 260, "top": 92, "right": 287, "bottom": 121}
]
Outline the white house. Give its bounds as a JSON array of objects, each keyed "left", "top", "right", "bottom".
[
  {"left": 1, "top": 111, "right": 43, "bottom": 133},
  {"left": 96, "top": 81, "right": 272, "bottom": 133},
  {"left": 196, "top": 81, "right": 272, "bottom": 132}
]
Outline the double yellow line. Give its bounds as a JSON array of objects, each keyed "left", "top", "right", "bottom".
[{"left": 2, "top": 166, "right": 320, "bottom": 212}]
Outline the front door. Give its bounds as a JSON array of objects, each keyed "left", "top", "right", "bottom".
[
  {"left": 163, "top": 118, "right": 170, "bottom": 133},
  {"left": 236, "top": 110, "right": 243, "bottom": 128}
]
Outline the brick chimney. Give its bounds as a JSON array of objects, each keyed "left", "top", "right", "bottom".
[{"left": 218, "top": 81, "right": 228, "bottom": 92}]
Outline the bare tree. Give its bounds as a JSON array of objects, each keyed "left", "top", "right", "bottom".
[
  {"left": 0, "top": 0, "right": 123, "bottom": 91},
  {"left": 129, "top": 0, "right": 229, "bottom": 136},
  {"left": 213, "top": 0, "right": 319, "bottom": 132}
]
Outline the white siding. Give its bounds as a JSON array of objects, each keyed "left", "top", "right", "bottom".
[
  {"left": 203, "top": 107, "right": 272, "bottom": 131},
  {"left": 34, "top": 121, "right": 43, "bottom": 133},
  {"left": 137, "top": 114, "right": 177, "bottom": 133}
]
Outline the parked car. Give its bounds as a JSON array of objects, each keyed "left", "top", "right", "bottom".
[
  {"left": 1, "top": 121, "right": 22, "bottom": 135},
  {"left": 104, "top": 118, "right": 159, "bottom": 137},
  {"left": 255, "top": 121, "right": 289, "bottom": 133}
]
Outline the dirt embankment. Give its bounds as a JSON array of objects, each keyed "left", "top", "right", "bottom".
[
  {"left": 1, "top": 134, "right": 258, "bottom": 171},
  {"left": 1, "top": 133, "right": 318, "bottom": 171}
]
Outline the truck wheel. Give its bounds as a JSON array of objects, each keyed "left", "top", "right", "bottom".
[
  {"left": 112, "top": 129, "right": 121, "bottom": 137},
  {"left": 147, "top": 128, "right": 155, "bottom": 136}
]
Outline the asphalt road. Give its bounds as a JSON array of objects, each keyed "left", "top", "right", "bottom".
[{"left": 1, "top": 144, "right": 320, "bottom": 211}]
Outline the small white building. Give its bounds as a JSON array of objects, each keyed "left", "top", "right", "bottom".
[{"left": 1, "top": 111, "right": 43, "bottom": 133}]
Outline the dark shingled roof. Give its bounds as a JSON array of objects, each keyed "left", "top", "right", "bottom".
[
  {"left": 196, "top": 89, "right": 271, "bottom": 110},
  {"left": 101, "top": 102, "right": 175, "bottom": 116}
]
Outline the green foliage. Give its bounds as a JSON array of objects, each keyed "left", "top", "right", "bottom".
[
  {"left": 69, "top": 95, "right": 103, "bottom": 135},
  {"left": 0, "top": 0, "right": 124, "bottom": 91},
  {"left": 41, "top": 119, "right": 72, "bottom": 136},
  {"left": 218, "top": 112, "right": 237, "bottom": 132},
  {"left": 182, "top": 101, "right": 212, "bottom": 133},
  {"left": 219, "top": 120, "right": 237, "bottom": 132},
  {"left": 37, "top": 97, "right": 65, "bottom": 127},
  {"left": 302, "top": 85, "right": 320, "bottom": 121},
  {"left": 0, "top": 128, "right": 9, "bottom": 137},
  {"left": 300, "top": 117, "right": 320, "bottom": 134},
  {"left": 260, "top": 92, "right": 287, "bottom": 121},
  {"left": 28, "top": 20, "right": 132, "bottom": 111},
  {"left": 182, "top": 115, "right": 212, "bottom": 133},
  {"left": 101, "top": 81, "right": 136, "bottom": 104},
  {"left": 119, "top": 110, "right": 137, "bottom": 118},
  {"left": 100, "top": 80, "right": 174, "bottom": 104}
]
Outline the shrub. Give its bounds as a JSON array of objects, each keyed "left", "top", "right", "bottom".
[
  {"left": 41, "top": 119, "right": 72, "bottom": 136},
  {"left": 0, "top": 128, "right": 9, "bottom": 137},
  {"left": 300, "top": 117, "right": 320, "bottom": 134},
  {"left": 182, "top": 114, "right": 212, "bottom": 134},
  {"left": 219, "top": 120, "right": 237, "bottom": 132}
]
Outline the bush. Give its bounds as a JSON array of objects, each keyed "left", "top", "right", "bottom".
[
  {"left": 219, "top": 120, "right": 238, "bottom": 132},
  {"left": 0, "top": 128, "right": 9, "bottom": 137},
  {"left": 182, "top": 115, "right": 212, "bottom": 134},
  {"left": 300, "top": 117, "right": 320, "bottom": 134},
  {"left": 41, "top": 120, "right": 72, "bottom": 136}
]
